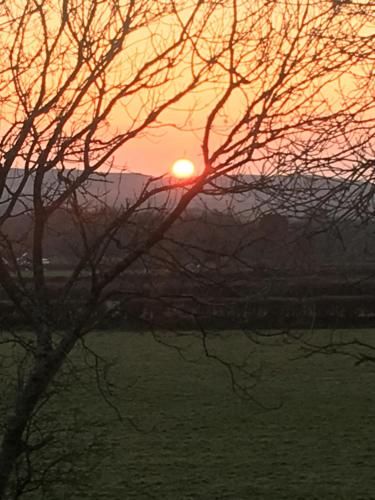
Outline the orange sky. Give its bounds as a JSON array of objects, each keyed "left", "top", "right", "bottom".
[
  {"left": 0, "top": 0, "right": 374, "bottom": 178},
  {"left": 113, "top": 120, "right": 202, "bottom": 177},
  {"left": 110, "top": 0, "right": 375, "bottom": 177}
]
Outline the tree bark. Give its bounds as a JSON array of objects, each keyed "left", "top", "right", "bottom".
[{"left": 0, "top": 351, "right": 64, "bottom": 499}]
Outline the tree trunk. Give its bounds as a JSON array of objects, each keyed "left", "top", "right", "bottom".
[{"left": 0, "top": 351, "right": 64, "bottom": 499}]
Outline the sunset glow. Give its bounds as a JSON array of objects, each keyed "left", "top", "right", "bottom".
[{"left": 171, "top": 159, "right": 196, "bottom": 179}]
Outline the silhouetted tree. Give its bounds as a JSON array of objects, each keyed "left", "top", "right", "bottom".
[{"left": 0, "top": 0, "right": 373, "bottom": 497}]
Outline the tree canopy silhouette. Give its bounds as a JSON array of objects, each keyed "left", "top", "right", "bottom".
[{"left": 0, "top": 0, "right": 373, "bottom": 497}]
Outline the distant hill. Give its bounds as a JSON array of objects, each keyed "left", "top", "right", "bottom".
[{"left": 2, "top": 168, "right": 373, "bottom": 219}]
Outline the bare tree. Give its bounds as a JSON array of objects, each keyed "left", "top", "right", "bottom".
[{"left": 0, "top": 0, "right": 373, "bottom": 497}]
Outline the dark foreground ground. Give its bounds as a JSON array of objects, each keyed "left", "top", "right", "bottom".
[{"left": 9, "top": 329, "right": 375, "bottom": 499}]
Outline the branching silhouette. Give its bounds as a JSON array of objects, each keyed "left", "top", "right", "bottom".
[{"left": 0, "top": 0, "right": 374, "bottom": 497}]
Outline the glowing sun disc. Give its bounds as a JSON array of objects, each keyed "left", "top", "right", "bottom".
[{"left": 171, "top": 158, "right": 195, "bottom": 178}]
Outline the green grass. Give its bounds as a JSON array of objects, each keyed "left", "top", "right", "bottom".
[{"left": 8, "top": 330, "right": 375, "bottom": 499}]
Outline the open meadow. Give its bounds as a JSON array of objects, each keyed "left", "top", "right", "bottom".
[{"left": 6, "top": 329, "right": 375, "bottom": 500}]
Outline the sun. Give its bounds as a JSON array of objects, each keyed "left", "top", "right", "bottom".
[{"left": 171, "top": 158, "right": 196, "bottom": 179}]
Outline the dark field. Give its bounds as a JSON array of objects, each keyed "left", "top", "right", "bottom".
[{"left": 14, "top": 330, "right": 375, "bottom": 499}]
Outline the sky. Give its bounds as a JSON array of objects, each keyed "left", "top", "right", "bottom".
[
  {"left": 0, "top": 0, "right": 374, "bottom": 179},
  {"left": 106, "top": 0, "right": 375, "bottom": 178},
  {"left": 113, "top": 121, "right": 202, "bottom": 177}
]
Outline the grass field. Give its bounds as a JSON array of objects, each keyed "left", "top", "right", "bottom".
[{"left": 10, "top": 329, "right": 375, "bottom": 499}]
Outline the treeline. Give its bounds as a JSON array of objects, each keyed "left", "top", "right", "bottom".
[
  {"left": 3, "top": 207, "right": 375, "bottom": 274},
  {"left": 2, "top": 207, "right": 375, "bottom": 328}
]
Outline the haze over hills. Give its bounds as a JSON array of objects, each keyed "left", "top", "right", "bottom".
[{"left": 3, "top": 168, "right": 373, "bottom": 219}]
